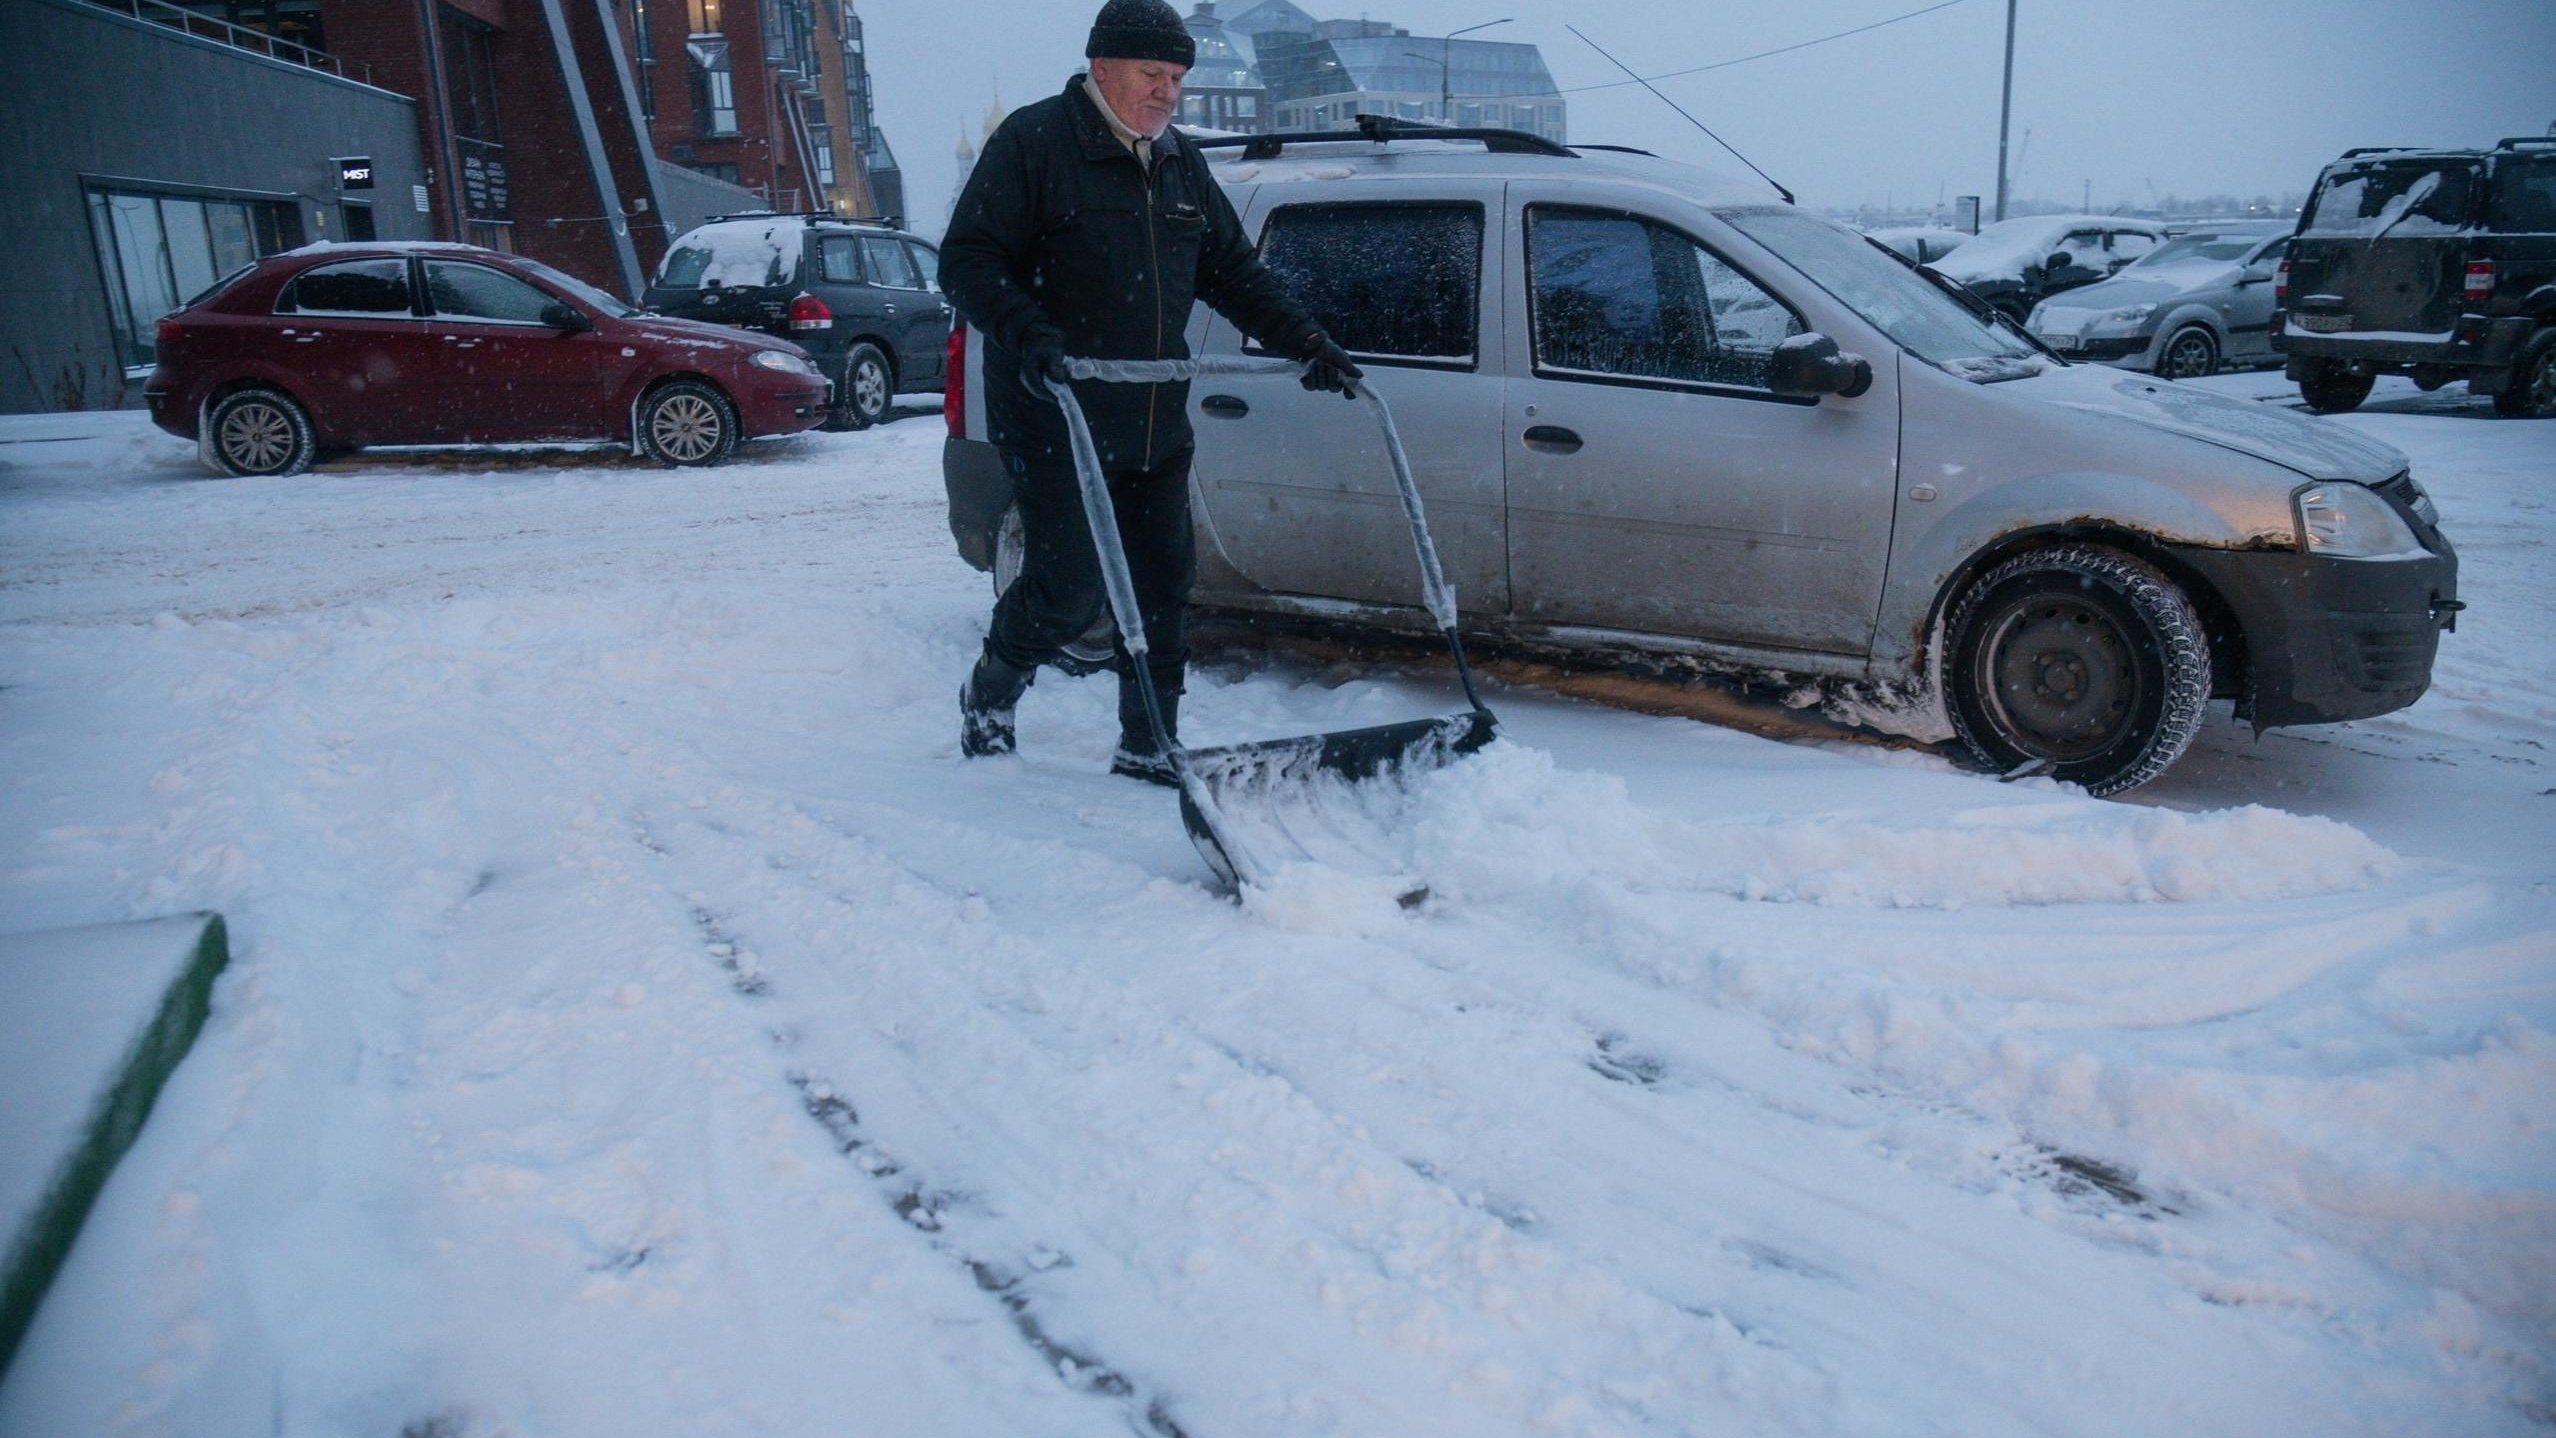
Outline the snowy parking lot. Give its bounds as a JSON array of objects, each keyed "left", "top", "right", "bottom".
[{"left": 2, "top": 374, "right": 2550, "bottom": 1436}]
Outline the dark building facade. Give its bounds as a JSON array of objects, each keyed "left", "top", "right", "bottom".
[
  {"left": 4, "top": 0, "right": 905, "bottom": 414},
  {"left": 2, "top": 0, "right": 429, "bottom": 412}
]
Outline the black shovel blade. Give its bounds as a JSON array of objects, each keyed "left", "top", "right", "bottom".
[{"left": 1173, "top": 708, "right": 1497, "bottom": 891}]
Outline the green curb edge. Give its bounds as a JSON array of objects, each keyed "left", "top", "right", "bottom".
[{"left": 0, "top": 913, "right": 230, "bottom": 1382}]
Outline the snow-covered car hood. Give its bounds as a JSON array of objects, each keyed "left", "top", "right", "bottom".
[
  {"left": 2016, "top": 364, "right": 2408, "bottom": 482},
  {"left": 621, "top": 315, "right": 794, "bottom": 355},
  {"left": 2041, "top": 262, "right": 2242, "bottom": 313}
]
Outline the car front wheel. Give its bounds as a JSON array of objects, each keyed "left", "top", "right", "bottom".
[
  {"left": 2491, "top": 327, "right": 2556, "bottom": 418},
  {"left": 2157, "top": 324, "right": 2219, "bottom": 380},
  {"left": 638, "top": 379, "right": 740, "bottom": 466},
  {"left": 827, "top": 342, "right": 893, "bottom": 431},
  {"left": 1944, "top": 544, "right": 2212, "bottom": 796},
  {"left": 992, "top": 503, "right": 1117, "bottom": 676},
  {"left": 2297, "top": 359, "right": 2373, "bottom": 414}
]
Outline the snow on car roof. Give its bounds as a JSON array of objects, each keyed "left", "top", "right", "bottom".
[
  {"left": 1203, "top": 138, "right": 1779, "bottom": 207},
  {"left": 661, "top": 218, "right": 802, "bottom": 289},
  {"left": 1928, "top": 213, "right": 2167, "bottom": 282},
  {"left": 281, "top": 240, "right": 502, "bottom": 257}
]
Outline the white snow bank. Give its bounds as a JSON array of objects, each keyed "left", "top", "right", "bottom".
[{"left": 1250, "top": 744, "right": 2398, "bottom": 921}]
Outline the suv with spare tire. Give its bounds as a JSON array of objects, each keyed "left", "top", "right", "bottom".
[
  {"left": 943, "top": 122, "right": 2463, "bottom": 796},
  {"left": 2277, "top": 137, "right": 2556, "bottom": 416},
  {"left": 645, "top": 212, "right": 951, "bottom": 431}
]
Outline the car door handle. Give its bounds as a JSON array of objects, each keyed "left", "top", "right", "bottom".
[
  {"left": 883, "top": 303, "right": 898, "bottom": 315},
  {"left": 1200, "top": 394, "right": 1249, "bottom": 419},
  {"left": 439, "top": 335, "right": 481, "bottom": 348},
  {"left": 1523, "top": 425, "right": 1583, "bottom": 454}
]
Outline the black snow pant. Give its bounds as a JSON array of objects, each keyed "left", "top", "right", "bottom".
[{"left": 984, "top": 442, "right": 1194, "bottom": 739}]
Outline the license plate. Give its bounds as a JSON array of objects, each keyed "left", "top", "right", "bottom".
[
  {"left": 2295, "top": 313, "right": 2354, "bottom": 334},
  {"left": 2037, "top": 332, "right": 2082, "bottom": 352}
]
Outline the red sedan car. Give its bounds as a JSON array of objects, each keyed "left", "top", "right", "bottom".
[{"left": 145, "top": 242, "right": 831, "bottom": 475}]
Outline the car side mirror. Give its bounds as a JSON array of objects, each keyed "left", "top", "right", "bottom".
[
  {"left": 1768, "top": 333, "right": 1873, "bottom": 400},
  {"left": 540, "top": 301, "right": 592, "bottom": 332},
  {"left": 2045, "top": 251, "right": 2074, "bottom": 272}
]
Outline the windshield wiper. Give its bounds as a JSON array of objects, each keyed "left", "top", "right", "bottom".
[{"left": 1869, "top": 240, "right": 2065, "bottom": 369}]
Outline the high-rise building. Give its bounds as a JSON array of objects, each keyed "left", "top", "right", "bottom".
[{"left": 1240, "top": 9, "right": 1564, "bottom": 142}]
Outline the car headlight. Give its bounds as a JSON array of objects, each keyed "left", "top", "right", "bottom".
[
  {"left": 748, "top": 350, "right": 814, "bottom": 374},
  {"left": 2296, "top": 482, "right": 2423, "bottom": 558},
  {"left": 2100, "top": 303, "right": 2156, "bottom": 328}
]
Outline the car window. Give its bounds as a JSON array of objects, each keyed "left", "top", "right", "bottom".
[
  {"left": 2490, "top": 159, "right": 2556, "bottom": 232},
  {"left": 2056, "top": 231, "right": 2107, "bottom": 268},
  {"left": 817, "top": 235, "right": 862, "bottom": 284},
  {"left": 1526, "top": 207, "right": 1802, "bottom": 390},
  {"left": 658, "top": 245, "right": 714, "bottom": 287},
  {"left": 423, "top": 260, "right": 558, "bottom": 323},
  {"left": 1722, "top": 208, "right": 2048, "bottom": 382},
  {"left": 2108, "top": 230, "right": 2158, "bottom": 262},
  {"left": 2302, "top": 162, "right": 2480, "bottom": 237},
  {"left": 510, "top": 256, "right": 638, "bottom": 317},
  {"left": 2134, "top": 234, "right": 2257, "bottom": 266},
  {"left": 860, "top": 236, "right": 921, "bottom": 289},
  {"left": 1257, "top": 203, "right": 1482, "bottom": 363},
  {"left": 905, "top": 242, "right": 939, "bottom": 290},
  {"left": 279, "top": 258, "right": 413, "bottom": 316}
]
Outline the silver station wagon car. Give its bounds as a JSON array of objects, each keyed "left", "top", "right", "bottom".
[{"left": 944, "top": 126, "right": 2461, "bottom": 796}]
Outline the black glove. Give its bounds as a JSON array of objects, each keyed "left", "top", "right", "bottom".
[
  {"left": 1297, "top": 334, "right": 1364, "bottom": 400},
  {"left": 1016, "top": 327, "right": 1071, "bottom": 401}
]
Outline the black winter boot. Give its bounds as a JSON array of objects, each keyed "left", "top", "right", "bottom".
[
  {"left": 1110, "top": 669, "right": 1181, "bottom": 787},
  {"left": 960, "top": 649, "right": 1034, "bottom": 757}
]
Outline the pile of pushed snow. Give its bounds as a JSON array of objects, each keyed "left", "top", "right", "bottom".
[{"left": 1386, "top": 745, "right": 2395, "bottom": 910}]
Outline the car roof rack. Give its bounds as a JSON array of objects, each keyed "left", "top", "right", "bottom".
[
  {"left": 2495, "top": 136, "right": 2556, "bottom": 150},
  {"left": 1573, "top": 143, "right": 1657, "bottom": 157},
  {"left": 2337, "top": 146, "right": 2428, "bottom": 158},
  {"left": 1197, "top": 113, "right": 1575, "bottom": 161}
]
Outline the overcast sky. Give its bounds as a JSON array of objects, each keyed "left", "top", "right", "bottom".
[{"left": 856, "top": 0, "right": 2556, "bottom": 234}]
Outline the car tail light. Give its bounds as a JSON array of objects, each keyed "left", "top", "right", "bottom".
[
  {"left": 2463, "top": 259, "right": 2495, "bottom": 306},
  {"left": 2273, "top": 257, "right": 2289, "bottom": 306},
  {"left": 944, "top": 325, "right": 966, "bottom": 438},
  {"left": 153, "top": 317, "right": 182, "bottom": 347},
  {"left": 787, "top": 293, "right": 832, "bottom": 331}
]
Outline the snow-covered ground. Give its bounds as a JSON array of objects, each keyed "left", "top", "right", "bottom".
[{"left": 1, "top": 374, "right": 2549, "bottom": 1436}]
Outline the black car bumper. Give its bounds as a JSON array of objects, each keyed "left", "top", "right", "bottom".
[
  {"left": 943, "top": 436, "right": 1010, "bottom": 572},
  {"left": 2281, "top": 314, "right": 2535, "bottom": 374},
  {"left": 2172, "top": 540, "right": 2459, "bottom": 729}
]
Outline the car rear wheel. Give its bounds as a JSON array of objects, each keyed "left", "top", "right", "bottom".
[
  {"left": 638, "top": 379, "right": 740, "bottom": 466},
  {"left": 2157, "top": 325, "right": 2219, "bottom": 380},
  {"left": 204, "top": 387, "right": 315, "bottom": 477},
  {"left": 992, "top": 503, "right": 1117, "bottom": 676},
  {"left": 2490, "top": 328, "right": 2556, "bottom": 418},
  {"left": 2297, "top": 359, "right": 2373, "bottom": 414},
  {"left": 1944, "top": 544, "right": 2212, "bottom": 797},
  {"left": 826, "top": 342, "right": 893, "bottom": 431}
]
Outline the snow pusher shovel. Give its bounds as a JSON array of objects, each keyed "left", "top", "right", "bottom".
[{"left": 1045, "top": 355, "right": 1498, "bottom": 895}]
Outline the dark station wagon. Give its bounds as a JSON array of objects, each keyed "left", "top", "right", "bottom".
[{"left": 643, "top": 213, "right": 952, "bottom": 431}]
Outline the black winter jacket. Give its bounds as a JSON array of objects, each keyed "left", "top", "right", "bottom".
[{"left": 940, "top": 74, "right": 1322, "bottom": 468}]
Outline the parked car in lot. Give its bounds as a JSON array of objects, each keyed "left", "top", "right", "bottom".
[
  {"left": 1926, "top": 214, "right": 2172, "bottom": 323},
  {"left": 144, "top": 241, "right": 830, "bottom": 476},
  {"left": 2028, "top": 222, "right": 2289, "bottom": 378},
  {"left": 944, "top": 128, "right": 2459, "bottom": 796},
  {"left": 643, "top": 213, "right": 950, "bottom": 431},
  {"left": 2278, "top": 137, "right": 2556, "bottom": 416},
  {"left": 1865, "top": 224, "right": 1975, "bottom": 265}
]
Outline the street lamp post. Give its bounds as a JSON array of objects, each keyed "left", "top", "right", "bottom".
[{"left": 1406, "top": 17, "right": 1510, "bottom": 125}]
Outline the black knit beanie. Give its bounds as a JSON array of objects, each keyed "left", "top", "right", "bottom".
[{"left": 1087, "top": 0, "right": 1196, "bottom": 67}]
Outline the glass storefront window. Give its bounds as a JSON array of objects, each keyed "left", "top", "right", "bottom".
[{"left": 88, "top": 185, "right": 300, "bottom": 368}]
